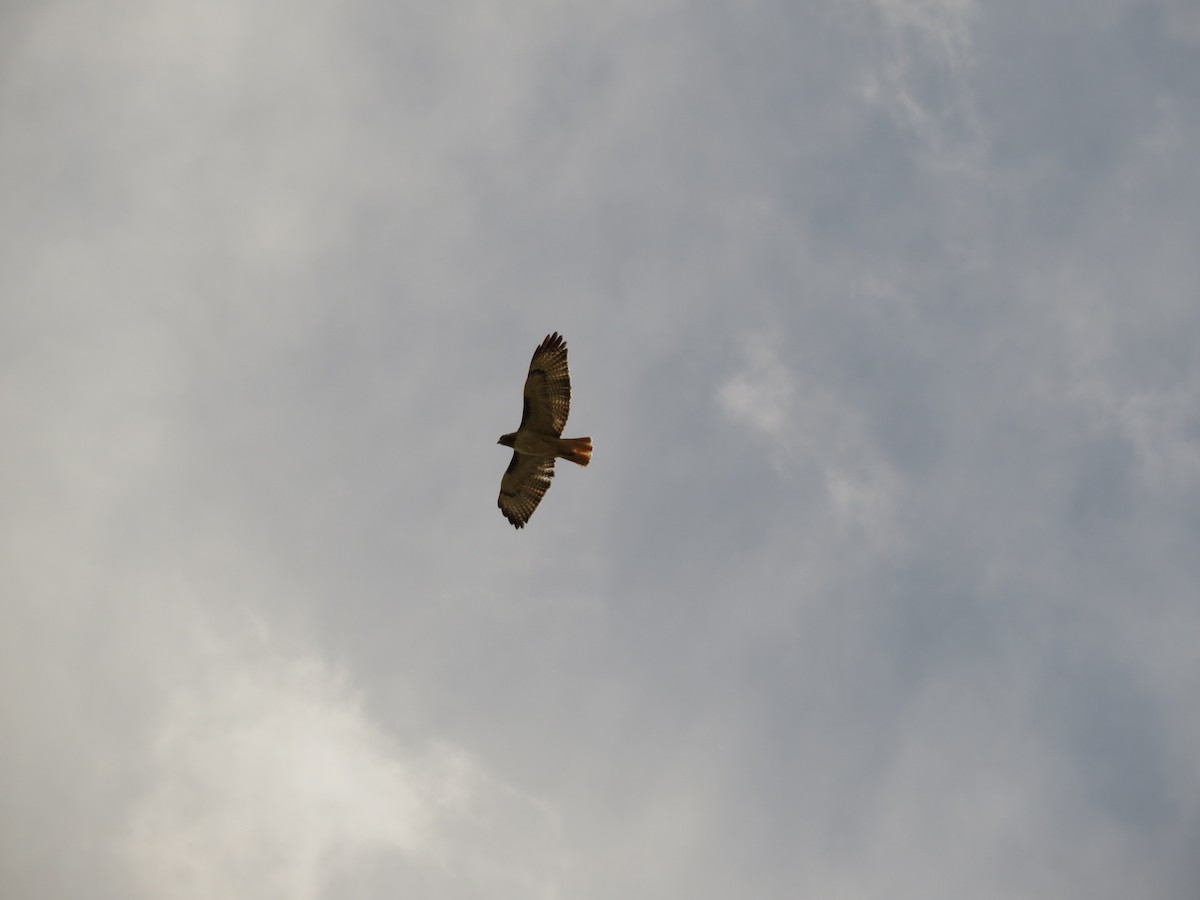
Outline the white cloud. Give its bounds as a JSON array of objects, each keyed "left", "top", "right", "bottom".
[
  {"left": 860, "top": 0, "right": 983, "bottom": 165},
  {"left": 1071, "top": 377, "right": 1200, "bottom": 497},
  {"left": 871, "top": 0, "right": 974, "bottom": 57},
  {"left": 121, "top": 616, "right": 565, "bottom": 900},
  {"left": 715, "top": 340, "right": 795, "bottom": 439},
  {"left": 717, "top": 336, "right": 903, "bottom": 549}
]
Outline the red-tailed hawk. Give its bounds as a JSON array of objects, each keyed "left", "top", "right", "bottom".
[{"left": 497, "top": 332, "right": 592, "bottom": 528}]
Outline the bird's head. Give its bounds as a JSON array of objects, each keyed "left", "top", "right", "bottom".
[{"left": 497, "top": 433, "right": 516, "bottom": 448}]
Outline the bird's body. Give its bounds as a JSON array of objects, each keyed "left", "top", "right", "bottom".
[
  {"left": 504, "top": 430, "right": 587, "bottom": 460},
  {"left": 497, "top": 332, "right": 592, "bottom": 528}
]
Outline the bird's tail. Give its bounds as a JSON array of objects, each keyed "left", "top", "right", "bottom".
[{"left": 557, "top": 436, "right": 593, "bottom": 466}]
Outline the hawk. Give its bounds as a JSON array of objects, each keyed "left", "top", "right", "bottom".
[{"left": 497, "top": 332, "right": 592, "bottom": 528}]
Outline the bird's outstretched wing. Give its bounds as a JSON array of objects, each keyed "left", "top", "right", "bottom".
[
  {"left": 519, "top": 332, "right": 571, "bottom": 436},
  {"left": 498, "top": 452, "right": 555, "bottom": 528}
]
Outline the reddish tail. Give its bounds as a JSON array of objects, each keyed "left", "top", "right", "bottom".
[{"left": 557, "top": 436, "right": 593, "bottom": 466}]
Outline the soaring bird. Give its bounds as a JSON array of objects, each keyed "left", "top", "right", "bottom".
[{"left": 497, "top": 332, "right": 592, "bottom": 528}]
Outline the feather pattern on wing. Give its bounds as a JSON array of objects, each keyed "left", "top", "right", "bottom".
[
  {"left": 497, "top": 452, "right": 555, "bottom": 528},
  {"left": 520, "top": 332, "right": 571, "bottom": 436}
]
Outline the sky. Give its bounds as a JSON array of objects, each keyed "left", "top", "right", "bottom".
[{"left": 3, "top": 1, "right": 1199, "bottom": 897}]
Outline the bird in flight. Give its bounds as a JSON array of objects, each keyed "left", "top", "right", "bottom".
[{"left": 497, "top": 332, "right": 592, "bottom": 528}]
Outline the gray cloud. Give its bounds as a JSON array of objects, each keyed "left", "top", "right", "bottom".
[{"left": 4, "top": 0, "right": 1199, "bottom": 897}]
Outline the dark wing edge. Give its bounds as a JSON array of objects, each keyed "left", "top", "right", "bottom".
[
  {"left": 498, "top": 452, "right": 556, "bottom": 528},
  {"left": 522, "top": 332, "right": 571, "bottom": 436}
]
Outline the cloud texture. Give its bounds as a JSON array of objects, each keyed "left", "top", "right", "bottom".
[{"left": 3, "top": 1, "right": 1199, "bottom": 897}]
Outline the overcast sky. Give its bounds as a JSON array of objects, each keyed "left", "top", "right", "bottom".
[{"left": 3, "top": 1, "right": 1200, "bottom": 898}]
